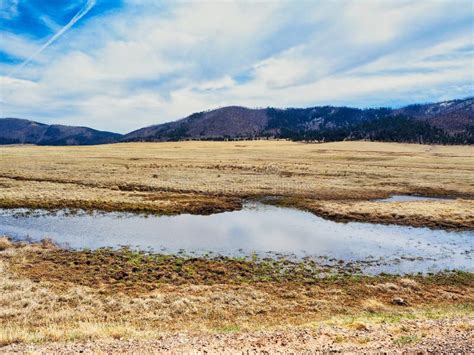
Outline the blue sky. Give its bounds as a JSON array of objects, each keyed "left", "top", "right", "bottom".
[{"left": 1, "top": 0, "right": 473, "bottom": 132}]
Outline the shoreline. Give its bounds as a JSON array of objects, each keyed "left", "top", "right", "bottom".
[
  {"left": 1, "top": 239, "right": 473, "bottom": 351},
  {"left": 1, "top": 193, "right": 473, "bottom": 231}
]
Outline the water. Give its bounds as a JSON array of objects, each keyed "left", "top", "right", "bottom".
[
  {"left": 376, "top": 195, "right": 453, "bottom": 202},
  {"left": 0, "top": 203, "right": 472, "bottom": 274}
]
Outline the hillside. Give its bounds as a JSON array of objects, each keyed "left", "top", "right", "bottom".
[
  {"left": 124, "top": 106, "right": 269, "bottom": 141},
  {"left": 395, "top": 98, "right": 474, "bottom": 134},
  {"left": 0, "top": 118, "right": 122, "bottom": 145},
  {"left": 123, "top": 97, "right": 474, "bottom": 144},
  {"left": 1, "top": 98, "right": 473, "bottom": 145}
]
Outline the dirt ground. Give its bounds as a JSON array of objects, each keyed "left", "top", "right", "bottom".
[
  {"left": 3, "top": 318, "right": 473, "bottom": 353},
  {"left": 0, "top": 141, "right": 473, "bottom": 229}
]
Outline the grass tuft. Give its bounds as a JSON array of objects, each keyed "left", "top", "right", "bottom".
[{"left": 0, "top": 237, "right": 12, "bottom": 251}]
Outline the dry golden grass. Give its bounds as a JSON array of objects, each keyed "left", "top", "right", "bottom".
[
  {"left": 0, "top": 244, "right": 473, "bottom": 346},
  {"left": 276, "top": 197, "right": 474, "bottom": 229},
  {"left": 1, "top": 142, "right": 473, "bottom": 350},
  {"left": 0, "top": 141, "right": 473, "bottom": 228},
  {"left": 0, "top": 237, "right": 12, "bottom": 251}
]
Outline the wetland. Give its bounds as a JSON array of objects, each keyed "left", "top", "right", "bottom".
[
  {"left": 1, "top": 202, "right": 473, "bottom": 275},
  {"left": 1, "top": 141, "right": 473, "bottom": 351}
]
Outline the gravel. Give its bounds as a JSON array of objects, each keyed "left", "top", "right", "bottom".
[{"left": 3, "top": 318, "right": 473, "bottom": 354}]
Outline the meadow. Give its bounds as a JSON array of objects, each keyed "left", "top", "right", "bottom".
[
  {"left": 0, "top": 140, "right": 473, "bottom": 351},
  {"left": 0, "top": 140, "right": 473, "bottom": 228}
]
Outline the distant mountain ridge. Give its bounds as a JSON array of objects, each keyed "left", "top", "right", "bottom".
[
  {"left": 0, "top": 118, "right": 122, "bottom": 145},
  {"left": 122, "top": 97, "right": 474, "bottom": 144},
  {"left": 123, "top": 106, "right": 269, "bottom": 142},
  {"left": 1, "top": 97, "right": 473, "bottom": 145}
]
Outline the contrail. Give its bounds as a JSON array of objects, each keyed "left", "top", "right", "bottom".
[{"left": 8, "top": 0, "right": 96, "bottom": 77}]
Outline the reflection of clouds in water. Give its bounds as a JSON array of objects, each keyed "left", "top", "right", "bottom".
[
  {"left": 0, "top": 204, "right": 473, "bottom": 274},
  {"left": 376, "top": 195, "right": 452, "bottom": 203}
]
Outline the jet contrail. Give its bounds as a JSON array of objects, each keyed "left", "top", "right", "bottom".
[{"left": 8, "top": 0, "right": 96, "bottom": 77}]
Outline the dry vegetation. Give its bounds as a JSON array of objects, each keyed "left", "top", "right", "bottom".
[
  {"left": 0, "top": 140, "right": 473, "bottom": 228},
  {"left": 0, "top": 141, "right": 473, "bottom": 351},
  {"left": 0, "top": 240, "right": 473, "bottom": 352}
]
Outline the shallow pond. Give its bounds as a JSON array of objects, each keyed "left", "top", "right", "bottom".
[
  {"left": 0, "top": 203, "right": 472, "bottom": 274},
  {"left": 376, "top": 195, "right": 453, "bottom": 202}
]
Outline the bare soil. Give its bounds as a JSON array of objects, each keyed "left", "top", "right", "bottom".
[{"left": 3, "top": 318, "right": 473, "bottom": 354}]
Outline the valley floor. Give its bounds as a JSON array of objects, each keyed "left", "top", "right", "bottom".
[
  {"left": 0, "top": 141, "right": 473, "bottom": 352},
  {"left": 0, "top": 141, "right": 473, "bottom": 229}
]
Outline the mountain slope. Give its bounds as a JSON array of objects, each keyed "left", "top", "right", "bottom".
[
  {"left": 395, "top": 98, "right": 474, "bottom": 133},
  {"left": 0, "top": 118, "right": 122, "bottom": 145},
  {"left": 2, "top": 97, "right": 472, "bottom": 146},
  {"left": 122, "top": 97, "right": 473, "bottom": 144},
  {"left": 124, "top": 106, "right": 269, "bottom": 141}
]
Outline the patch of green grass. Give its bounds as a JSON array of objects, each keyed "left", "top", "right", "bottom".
[
  {"left": 325, "top": 302, "right": 474, "bottom": 329},
  {"left": 421, "top": 303, "right": 474, "bottom": 320},
  {"left": 359, "top": 310, "right": 417, "bottom": 324},
  {"left": 214, "top": 325, "right": 241, "bottom": 333},
  {"left": 393, "top": 335, "right": 420, "bottom": 346}
]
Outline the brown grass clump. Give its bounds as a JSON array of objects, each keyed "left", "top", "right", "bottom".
[
  {"left": 0, "top": 237, "right": 12, "bottom": 251},
  {"left": 0, "top": 141, "right": 473, "bottom": 228}
]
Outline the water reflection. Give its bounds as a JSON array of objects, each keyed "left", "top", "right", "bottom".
[
  {"left": 0, "top": 203, "right": 472, "bottom": 274},
  {"left": 376, "top": 195, "right": 453, "bottom": 202}
]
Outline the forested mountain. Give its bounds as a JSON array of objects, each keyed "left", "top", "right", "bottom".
[
  {"left": 1, "top": 97, "right": 472, "bottom": 145},
  {"left": 123, "top": 97, "right": 473, "bottom": 144}
]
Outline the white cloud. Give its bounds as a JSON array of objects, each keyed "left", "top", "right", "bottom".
[
  {"left": 1, "top": 0, "right": 472, "bottom": 132},
  {"left": 196, "top": 75, "right": 236, "bottom": 91},
  {"left": 0, "top": 33, "right": 45, "bottom": 62}
]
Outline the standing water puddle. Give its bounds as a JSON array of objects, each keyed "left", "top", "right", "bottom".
[
  {"left": 0, "top": 203, "right": 472, "bottom": 274},
  {"left": 376, "top": 195, "right": 454, "bottom": 202}
]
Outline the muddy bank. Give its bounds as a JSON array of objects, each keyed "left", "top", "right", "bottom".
[
  {"left": 4, "top": 240, "right": 474, "bottom": 296},
  {"left": 0, "top": 193, "right": 242, "bottom": 216}
]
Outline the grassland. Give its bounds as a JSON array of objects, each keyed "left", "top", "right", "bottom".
[
  {"left": 0, "top": 239, "right": 473, "bottom": 352},
  {"left": 0, "top": 140, "right": 473, "bottom": 228},
  {"left": 0, "top": 141, "right": 473, "bottom": 351}
]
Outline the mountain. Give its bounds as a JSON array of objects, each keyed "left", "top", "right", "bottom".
[
  {"left": 124, "top": 106, "right": 269, "bottom": 141},
  {"left": 123, "top": 97, "right": 474, "bottom": 144},
  {"left": 394, "top": 98, "right": 474, "bottom": 134},
  {"left": 2, "top": 97, "right": 473, "bottom": 146},
  {"left": 0, "top": 118, "right": 122, "bottom": 145}
]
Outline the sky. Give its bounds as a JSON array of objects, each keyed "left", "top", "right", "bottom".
[{"left": 0, "top": 0, "right": 473, "bottom": 133}]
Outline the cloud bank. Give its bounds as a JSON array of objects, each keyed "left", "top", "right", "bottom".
[{"left": 1, "top": 0, "right": 473, "bottom": 132}]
